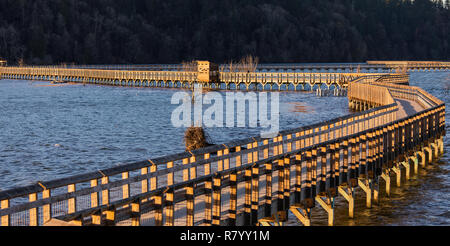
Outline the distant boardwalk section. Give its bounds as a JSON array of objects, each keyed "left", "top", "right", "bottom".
[
  {"left": 0, "top": 61, "right": 415, "bottom": 91},
  {"left": 367, "top": 60, "right": 450, "bottom": 71}
]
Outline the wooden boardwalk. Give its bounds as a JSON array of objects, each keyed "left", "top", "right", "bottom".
[
  {"left": 0, "top": 62, "right": 411, "bottom": 91},
  {"left": 21, "top": 60, "right": 450, "bottom": 73},
  {"left": 0, "top": 64, "right": 445, "bottom": 227}
]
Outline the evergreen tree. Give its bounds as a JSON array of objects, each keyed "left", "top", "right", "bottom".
[{"left": 0, "top": 0, "right": 448, "bottom": 65}]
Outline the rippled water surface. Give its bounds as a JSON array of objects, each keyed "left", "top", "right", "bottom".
[
  {"left": 0, "top": 71, "right": 448, "bottom": 225},
  {"left": 0, "top": 80, "right": 349, "bottom": 189}
]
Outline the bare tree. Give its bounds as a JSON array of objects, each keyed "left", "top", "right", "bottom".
[
  {"left": 395, "top": 64, "right": 407, "bottom": 74},
  {"left": 181, "top": 60, "right": 197, "bottom": 72},
  {"left": 238, "top": 55, "right": 259, "bottom": 73}
]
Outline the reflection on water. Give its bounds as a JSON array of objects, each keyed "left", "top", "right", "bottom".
[{"left": 0, "top": 71, "right": 448, "bottom": 225}]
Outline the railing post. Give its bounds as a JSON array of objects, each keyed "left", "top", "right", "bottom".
[
  {"left": 217, "top": 150, "right": 224, "bottom": 170},
  {"left": 283, "top": 157, "right": 291, "bottom": 212},
  {"left": 29, "top": 193, "right": 39, "bottom": 226},
  {"left": 68, "top": 184, "right": 76, "bottom": 214},
  {"left": 148, "top": 163, "right": 162, "bottom": 226},
  {"left": 224, "top": 148, "right": 230, "bottom": 170},
  {"left": 141, "top": 167, "right": 148, "bottom": 202},
  {"left": 251, "top": 164, "right": 260, "bottom": 225},
  {"left": 333, "top": 142, "right": 340, "bottom": 187},
  {"left": 228, "top": 169, "right": 238, "bottom": 226},
  {"left": 1, "top": 200, "right": 10, "bottom": 226},
  {"left": 212, "top": 174, "right": 222, "bottom": 226},
  {"left": 243, "top": 166, "right": 252, "bottom": 225},
  {"left": 42, "top": 188, "right": 52, "bottom": 224},
  {"left": 101, "top": 176, "right": 109, "bottom": 206},
  {"left": 228, "top": 146, "right": 241, "bottom": 225},
  {"left": 165, "top": 162, "right": 174, "bottom": 226},
  {"left": 122, "top": 171, "right": 130, "bottom": 201},
  {"left": 349, "top": 138, "right": 357, "bottom": 187},
  {"left": 204, "top": 153, "right": 212, "bottom": 225},
  {"left": 287, "top": 134, "right": 292, "bottom": 152},
  {"left": 376, "top": 129, "right": 383, "bottom": 176},
  {"left": 186, "top": 183, "right": 195, "bottom": 226},
  {"left": 294, "top": 154, "right": 302, "bottom": 204},
  {"left": 342, "top": 139, "right": 349, "bottom": 184},
  {"left": 277, "top": 158, "right": 285, "bottom": 220},
  {"left": 90, "top": 179, "right": 99, "bottom": 208},
  {"left": 182, "top": 154, "right": 195, "bottom": 226},
  {"left": 264, "top": 162, "right": 273, "bottom": 219}
]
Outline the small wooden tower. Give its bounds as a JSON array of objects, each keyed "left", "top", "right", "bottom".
[{"left": 196, "top": 60, "right": 219, "bottom": 83}]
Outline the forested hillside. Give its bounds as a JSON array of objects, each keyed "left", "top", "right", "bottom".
[{"left": 0, "top": 0, "right": 448, "bottom": 65}]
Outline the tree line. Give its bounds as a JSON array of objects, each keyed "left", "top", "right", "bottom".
[{"left": 0, "top": 0, "right": 448, "bottom": 65}]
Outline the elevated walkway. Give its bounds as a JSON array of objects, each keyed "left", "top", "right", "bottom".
[{"left": 0, "top": 68, "right": 445, "bottom": 227}]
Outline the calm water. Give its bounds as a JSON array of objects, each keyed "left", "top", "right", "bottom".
[{"left": 0, "top": 71, "right": 448, "bottom": 225}]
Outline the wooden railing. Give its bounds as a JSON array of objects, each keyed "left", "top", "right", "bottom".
[
  {"left": 1, "top": 66, "right": 407, "bottom": 89},
  {"left": 218, "top": 72, "right": 387, "bottom": 87},
  {"left": 0, "top": 71, "right": 445, "bottom": 226},
  {"left": 348, "top": 83, "right": 395, "bottom": 107},
  {"left": 361, "top": 81, "right": 444, "bottom": 109},
  {"left": 367, "top": 60, "right": 450, "bottom": 69},
  {"left": 0, "top": 67, "right": 198, "bottom": 82},
  {"left": 374, "top": 74, "right": 409, "bottom": 84}
]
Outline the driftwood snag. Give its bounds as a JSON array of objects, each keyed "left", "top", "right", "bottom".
[{"left": 184, "top": 126, "right": 211, "bottom": 151}]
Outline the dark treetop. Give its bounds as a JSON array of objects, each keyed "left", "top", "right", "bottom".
[{"left": 0, "top": 0, "right": 449, "bottom": 65}]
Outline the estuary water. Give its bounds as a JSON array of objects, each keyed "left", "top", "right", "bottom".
[
  {"left": 0, "top": 80, "right": 349, "bottom": 189},
  {"left": 0, "top": 71, "right": 448, "bottom": 225}
]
